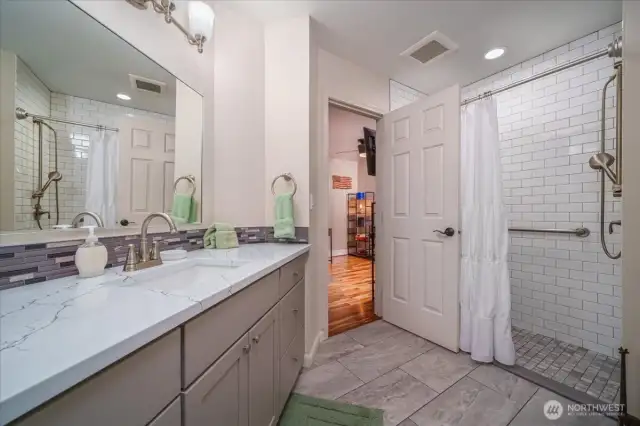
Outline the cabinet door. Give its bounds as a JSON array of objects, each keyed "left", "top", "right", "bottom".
[
  {"left": 249, "top": 308, "right": 277, "bottom": 426},
  {"left": 184, "top": 334, "right": 249, "bottom": 426},
  {"left": 148, "top": 397, "right": 181, "bottom": 426}
]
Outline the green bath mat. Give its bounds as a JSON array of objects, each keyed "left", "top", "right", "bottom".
[{"left": 279, "top": 393, "right": 384, "bottom": 426}]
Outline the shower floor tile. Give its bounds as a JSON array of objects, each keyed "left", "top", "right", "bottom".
[{"left": 512, "top": 327, "right": 620, "bottom": 403}]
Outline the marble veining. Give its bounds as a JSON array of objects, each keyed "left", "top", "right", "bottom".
[{"left": 0, "top": 243, "right": 310, "bottom": 425}]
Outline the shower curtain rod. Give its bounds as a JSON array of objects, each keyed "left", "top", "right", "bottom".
[
  {"left": 15, "top": 107, "right": 119, "bottom": 132},
  {"left": 461, "top": 48, "right": 610, "bottom": 106}
]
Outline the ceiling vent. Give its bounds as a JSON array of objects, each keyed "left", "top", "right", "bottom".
[
  {"left": 401, "top": 31, "right": 458, "bottom": 65},
  {"left": 129, "top": 74, "right": 166, "bottom": 95}
]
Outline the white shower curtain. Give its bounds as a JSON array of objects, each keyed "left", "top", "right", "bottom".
[
  {"left": 459, "top": 98, "right": 515, "bottom": 365},
  {"left": 85, "top": 129, "right": 118, "bottom": 227}
]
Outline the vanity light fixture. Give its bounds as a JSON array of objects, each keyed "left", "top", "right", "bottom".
[
  {"left": 117, "top": 93, "right": 131, "bottom": 100},
  {"left": 125, "top": 0, "right": 214, "bottom": 54},
  {"left": 484, "top": 47, "right": 505, "bottom": 60}
]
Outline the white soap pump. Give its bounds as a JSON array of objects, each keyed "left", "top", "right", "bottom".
[{"left": 75, "top": 226, "right": 108, "bottom": 278}]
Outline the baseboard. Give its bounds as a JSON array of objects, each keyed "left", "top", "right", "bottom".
[
  {"left": 331, "top": 249, "right": 348, "bottom": 257},
  {"left": 304, "top": 329, "right": 325, "bottom": 368}
]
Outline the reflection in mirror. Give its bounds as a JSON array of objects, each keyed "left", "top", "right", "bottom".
[{"left": 0, "top": 0, "right": 203, "bottom": 234}]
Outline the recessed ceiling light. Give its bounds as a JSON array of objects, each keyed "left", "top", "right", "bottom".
[
  {"left": 485, "top": 48, "right": 505, "bottom": 60},
  {"left": 117, "top": 93, "right": 131, "bottom": 100}
]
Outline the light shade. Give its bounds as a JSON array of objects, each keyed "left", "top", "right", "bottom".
[
  {"left": 188, "top": 1, "right": 215, "bottom": 40},
  {"left": 484, "top": 48, "right": 505, "bottom": 60}
]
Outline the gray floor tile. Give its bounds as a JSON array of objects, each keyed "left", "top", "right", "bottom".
[
  {"left": 467, "top": 364, "right": 538, "bottom": 408},
  {"left": 338, "top": 332, "right": 435, "bottom": 383},
  {"left": 312, "top": 334, "right": 365, "bottom": 367},
  {"left": 509, "top": 388, "right": 615, "bottom": 426},
  {"left": 294, "top": 361, "right": 364, "bottom": 400},
  {"left": 339, "top": 369, "right": 438, "bottom": 426},
  {"left": 345, "top": 320, "right": 405, "bottom": 346},
  {"left": 409, "top": 377, "right": 520, "bottom": 426},
  {"left": 400, "top": 347, "right": 477, "bottom": 393}
]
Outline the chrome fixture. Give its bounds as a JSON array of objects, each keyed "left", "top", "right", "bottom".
[
  {"left": 29, "top": 118, "right": 61, "bottom": 229},
  {"left": 588, "top": 37, "right": 623, "bottom": 259},
  {"left": 71, "top": 211, "right": 105, "bottom": 228},
  {"left": 15, "top": 107, "right": 119, "bottom": 132},
  {"left": 125, "top": 0, "right": 214, "bottom": 54},
  {"left": 271, "top": 173, "right": 298, "bottom": 196},
  {"left": 33, "top": 171, "right": 62, "bottom": 199},
  {"left": 124, "top": 213, "right": 178, "bottom": 272},
  {"left": 509, "top": 227, "right": 590, "bottom": 238},
  {"left": 174, "top": 174, "right": 196, "bottom": 196}
]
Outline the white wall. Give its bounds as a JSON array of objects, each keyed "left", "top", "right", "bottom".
[
  {"left": 175, "top": 79, "right": 203, "bottom": 220},
  {"left": 211, "top": 3, "right": 266, "bottom": 226},
  {"left": 622, "top": 0, "right": 640, "bottom": 415},
  {"left": 390, "top": 80, "right": 427, "bottom": 111},
  {"left": 308, "top": 45, "right": 389, "bottom": 350},
  {"left": 264, "top": 16, "right": 311, "bottom": 226},
  {"left": 329, "top": 159, "right": 357, "bottom": 255},
  {"left": 358, "top": 158, "right": 376, "bottom": 192},
  {"left": 462, "top": 22, "right": 623, "bottom": 356}
]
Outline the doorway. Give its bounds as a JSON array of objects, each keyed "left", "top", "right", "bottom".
[{"left": 327, "top": 102, "right": 379, "bottom": 336}]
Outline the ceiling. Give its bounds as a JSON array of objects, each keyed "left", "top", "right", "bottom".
[
  {"left": 230, "top": 0, "right": 622, "bottom": 95},
  {"left": 0, "top": 0, "right": 177, "bottom": 116},
  {"left": 329, "top": 105, "right": 376, "bottom": 161}
]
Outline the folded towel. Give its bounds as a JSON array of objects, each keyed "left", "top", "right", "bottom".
[
  {"left": 213, "top": 222, "right": 235, "bottom": 232},
  {"left": 204, "top": 226, "right": 216, "bottom": 249},
  {"left": 274, "top": 192, "right": 295, "bottom": 239},
  {"left": 170, "top": 194, "right": 193, "bottom": 224},
  {"left": 214, "top": 230, "right": 239, "bottom": 249}
]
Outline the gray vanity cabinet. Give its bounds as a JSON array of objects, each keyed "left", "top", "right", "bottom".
[
  {"left": 148, "top": 397, "right": 182, "bottom": 426},
  {"left": 183, "top": 334, "right": 250, "bottom": 426},
  {"left": 248, "top": 307, "right": 278, "bottom": 426}
]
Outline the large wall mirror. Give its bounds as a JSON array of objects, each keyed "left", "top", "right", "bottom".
[{"left": 0, "top": 0, "right": 203, "bottom": 236}]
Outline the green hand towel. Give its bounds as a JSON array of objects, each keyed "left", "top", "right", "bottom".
[
  {"left": 189, "top": 199, "right": 198, "bottom": 223},
  {"left": 214, "top": 230, "right": 239, "bottom": 249},
  {"left": 213, "top": 222, "right": 235, "bottom": 232},
  {"left": 204, "top": 226, "right": 216, "bottom": 249},
  {"left": 274, "top": 193, "right": 295, "bottom": 239},
  {"left": 170, "top": 194, "right": 193, "bottom": 224}
]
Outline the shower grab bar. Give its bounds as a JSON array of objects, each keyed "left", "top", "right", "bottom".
[{"left": 508, "top": 227, "right": 590, "bottom": 238}]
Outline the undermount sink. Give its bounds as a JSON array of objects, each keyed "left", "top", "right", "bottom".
[{"left": 119, "top": 256, "right": 248, "bottom": 284}]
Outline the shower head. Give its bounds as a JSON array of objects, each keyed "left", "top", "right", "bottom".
[
  {"left": 48, "top": 171, "right": 62, "bottom": 181},
  {"left": 589, "top": 152, "right": 617, "bottom": 183}
]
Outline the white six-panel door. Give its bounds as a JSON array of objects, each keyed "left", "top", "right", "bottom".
[
  {"left": 117, "top": 116, "right": 175, "bottom": 225},
  {"left": 379, "top": 84, "right": 461, "bottom": 352}
]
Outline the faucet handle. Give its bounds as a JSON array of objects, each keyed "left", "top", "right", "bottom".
[
  {"left": 151, "top": 241, "right": 163, "bottom": 260},
  {"left": 124, "top": 244, "right": 139, "bottom": 272}
]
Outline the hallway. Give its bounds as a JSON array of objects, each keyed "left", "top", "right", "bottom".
[
  {"left": 296, "top": 320, "right": 614, "bottom": 426},
  {"left": 328, "top": 256, "right": 377, "bottom": 336}
]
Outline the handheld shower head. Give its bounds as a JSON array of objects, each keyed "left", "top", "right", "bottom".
[
  {"left": 589, "top": 153, "right": 617, "bottom": 183},
  {"left": 33, "top": 171, "right": 63, "bottom": 199}
]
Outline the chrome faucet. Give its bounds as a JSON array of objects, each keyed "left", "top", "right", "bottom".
[
  {"left": 124, "top": 212, "right": 178, "bottom": 272},
  {"left": 71, "top": 211, "right": 105, "bottom": 228}
]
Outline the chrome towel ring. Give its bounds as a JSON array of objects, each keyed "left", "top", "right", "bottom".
[
  {"left": 174, "top": 175, "right": 196, "bottom": 197},
  {"left": 271, "top": 173, "right": 297, "bottom": 196}
]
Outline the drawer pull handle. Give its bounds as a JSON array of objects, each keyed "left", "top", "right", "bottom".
[
  {"left": 292, "top": 357, "right": 299, "bottom": 362},
  {"left": 293, "top": 271, "right": 300, "bottom": 277},
  {"left": 243, "top": 344, "right": 251, "bottom": 353},
  {"left": 292, "top": 308, "right": 299, "bottom": 314},
  {"left": 252, "top": 336, "right": 260, "bottom": 344}
]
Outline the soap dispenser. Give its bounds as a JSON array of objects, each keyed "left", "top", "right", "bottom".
[{"left": 75, "top": 226, "right": 108, "bottom": 278}]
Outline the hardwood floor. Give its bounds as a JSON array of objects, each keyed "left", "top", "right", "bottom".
[{"left": 328, "top": 255, "right": 378, "bottom": 337}]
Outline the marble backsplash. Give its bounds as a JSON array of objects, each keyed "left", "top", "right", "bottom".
[{"left": 0, "top": 226, "right": 308, "bottom": 291}]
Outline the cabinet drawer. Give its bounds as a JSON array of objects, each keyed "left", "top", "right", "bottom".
[
  {"left": 15, "top": 330, "right": 181, "bottom": 426},
  {"left": 277, "top": 330, "right": 304, "bottom": 414},
  {"left": 148, "top": 397, "right": 181, "bottom": 426},
  {"left": 279, "top": 254, "right": 307, "bottom": 297},
  {"left": 183, "top": 271, "right": 279, "bottom": 386},
  {"left": 279, "top": 280, "right": 305, "bottom": 356}
]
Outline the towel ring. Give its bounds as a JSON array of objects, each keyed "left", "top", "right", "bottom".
[
  {"left": 271, "top": 173, "right": 297, "bottom": 196},
  {"left": 174, "top": 175, "right": 196, "bottom": 197}
]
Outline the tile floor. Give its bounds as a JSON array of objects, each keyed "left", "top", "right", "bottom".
[
  {"left": 513, "top": 327, "right": 620, "bottom": 403},
  {"left": 295, "top": 320, "right": 615, "bottom": 426}
]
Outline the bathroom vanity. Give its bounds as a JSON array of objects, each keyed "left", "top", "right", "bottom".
[{"left": 0, "top": 244, "right": 310, "bottom": 426}]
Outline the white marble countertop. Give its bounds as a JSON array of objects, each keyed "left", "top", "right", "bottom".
[{"left": 0, "top": 243, "right": 310, "bottom": 425}]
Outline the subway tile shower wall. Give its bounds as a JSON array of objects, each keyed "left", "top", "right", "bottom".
[
  {"left": 0, "top": 227, "right": 309, "bottom": 291},
  {"left": 462, "top": 22, "right": 622, "bottom": 357}
]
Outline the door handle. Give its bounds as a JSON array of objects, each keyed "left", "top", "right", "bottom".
[
  {"left": 252, "top": 336, "right": 260, "bottom": 344},
  {"left": 433, "top": 227, "right": 455, "bottom": 237}
]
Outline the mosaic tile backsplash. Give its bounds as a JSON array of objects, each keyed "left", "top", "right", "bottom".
[{"left": 0, "top": 226, "right": 309, "bottom": 291}]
